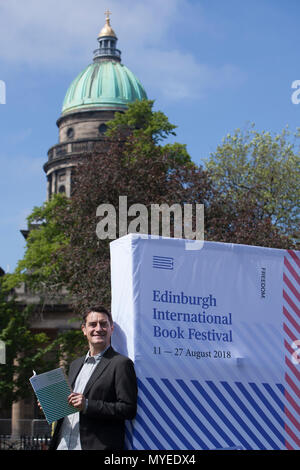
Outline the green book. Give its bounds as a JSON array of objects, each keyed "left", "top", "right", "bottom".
[{"left": 30, "top": 367, "right": 77, "bottom": 424}]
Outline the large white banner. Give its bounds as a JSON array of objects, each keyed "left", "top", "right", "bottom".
[{"left": 110, "top": 234, "right": 300, "bottom": 450}]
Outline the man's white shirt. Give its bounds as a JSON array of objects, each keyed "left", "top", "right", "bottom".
[{"left": 57, "top": 348, "right": 108, "bottom": 450}]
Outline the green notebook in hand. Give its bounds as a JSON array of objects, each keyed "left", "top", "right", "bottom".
[{"left": 30, "top": 367, "right": 77, "bottom": 424}]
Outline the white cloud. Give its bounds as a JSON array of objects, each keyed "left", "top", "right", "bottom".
[
  {"left": 0, "top": 0, "right": 244, "bottom": 101},
  {"left": 0, "top": 0, "right": 180, "bottom": 65},
  {"left": 129, "top": 48, "right": 245, "bottom": 101}
]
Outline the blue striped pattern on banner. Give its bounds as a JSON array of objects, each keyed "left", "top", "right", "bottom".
[{"left": 125, "top": 378, "right": 287, "bottom": 450}]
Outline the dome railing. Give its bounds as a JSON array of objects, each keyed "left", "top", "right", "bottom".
[
  {"left": 93, "top": 47, "right": 121, "bottom": 59},
  {"left": 47, "top": 140, "right": 109, "bottom": 162}
]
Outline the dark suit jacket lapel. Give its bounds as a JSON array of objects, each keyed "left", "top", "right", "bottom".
[{"left": 83, "top": 347, "right": 114, "bottom": 396}]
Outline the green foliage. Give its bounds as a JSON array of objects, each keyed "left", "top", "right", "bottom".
[
  {"left": 3, "top": 194, "right": 70, "bottom": 293},
  {"left": 106, "top": 99, "right": 176, "bottom": 143},
  {"left": 0, "top": 283, "right": 55, "bottom": 402},
  {"left": 163, "top": 142, "right": 194, "bottom": 168},
  {"left": 106, "top": 99, "right": 191, "bottom": 165},
  {"left": 206, "top": 125, "right": 300, "bottom": 240},
  {"left": 55, "top": 329, "right": 87, "bottom": 367}
]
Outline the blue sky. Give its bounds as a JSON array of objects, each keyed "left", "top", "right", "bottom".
[{"left": 0, "top": 0, "right": 299, "bottom": 272}]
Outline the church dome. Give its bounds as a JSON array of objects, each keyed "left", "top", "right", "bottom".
[
  {"left": 62, "top": 12, "right": 147, "bottom": 115},
  {"left": 62, "top": 61, "right": 147, "bottom": 114}
]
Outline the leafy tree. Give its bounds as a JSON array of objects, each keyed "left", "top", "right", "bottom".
[
  {"left": 6, "top": 108, "right": 297, "bottom": 314},
  {"left": 1, "top": 101, "right": 203, "bottom": 373},
  {"left": 106, "top": 99, "right": 191, "bottom": 166},
  {"left": 3, "top": 194, "right": 70, "bottom": 299},
  {"left": 205, "top": 125, "right": 300, "bottom": 242},
  {"left": 0, "top": 271, "right": 87, "bottom": 403},
  {"left": 205, "top": 187, "right": 294, "bottom": 248},
  {"left": 55, "top": 136, "right": 213, "bottom": 313},
  {"left": 0, "top": 283, "right": 53, "bottom": 403},
  {"left": 54, "top": 133, "right": 294, "bottom": 314},
  {"left": 0, "top": 196, "right": 76, "bottom": 399},
  {"left": 106, "top": 99, "right": 176, "bottom": 143}
]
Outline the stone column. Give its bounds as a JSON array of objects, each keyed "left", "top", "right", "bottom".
[
  {"left": 11, "top": 398, "right": 25, "bottom": 438},
  {"left": 65, "top": 167, "right": 72, "bottom": 198},
  {"left": 11, "top": 355, "right": 24, "bottom": 438}
]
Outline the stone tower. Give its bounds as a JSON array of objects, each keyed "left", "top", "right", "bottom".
[{"left": 44, "top": 11, "right": 147, "bottom": 200}]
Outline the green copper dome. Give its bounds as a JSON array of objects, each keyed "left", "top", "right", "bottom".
[
  {"left": 62, "top": 13, "right": 147, "bottom": 115},
  {"left": 62, "top": 61, "right": 147, "bottom": 115}
]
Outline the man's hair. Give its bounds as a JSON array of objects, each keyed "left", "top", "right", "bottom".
[{"left": 82, "top": 306, "right": 113, "bottom": 325}]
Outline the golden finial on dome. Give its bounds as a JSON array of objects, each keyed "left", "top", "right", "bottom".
[{"left": 98, "top": 9, "right": 117, "bottom": 38}]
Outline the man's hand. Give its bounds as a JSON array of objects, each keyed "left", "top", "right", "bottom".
[{"left": 68, "top": 392, "right": 86, "bottom": 411}]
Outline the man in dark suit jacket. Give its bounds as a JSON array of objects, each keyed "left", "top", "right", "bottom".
[{"left": 49, "top": 306, "right": 137, "bottom": 450}]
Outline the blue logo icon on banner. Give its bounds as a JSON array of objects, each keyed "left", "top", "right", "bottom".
[{"left": 153, "top": 256, "right": 174, "bottom": 270}]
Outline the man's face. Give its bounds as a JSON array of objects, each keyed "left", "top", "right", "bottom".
[{"left": 82, "top": 311, "right": 114, "bottom": 353}]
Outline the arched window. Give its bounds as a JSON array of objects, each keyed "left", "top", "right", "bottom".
[{"left": 67, "top": 127, "right": 74, "bottom": 139}]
